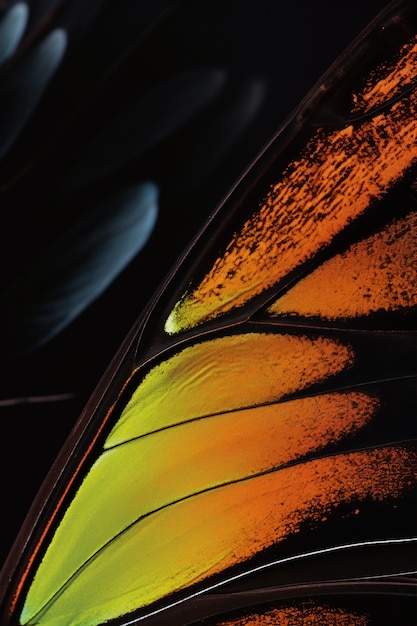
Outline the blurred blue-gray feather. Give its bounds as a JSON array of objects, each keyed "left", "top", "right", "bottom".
[
  {"left": 0, "top": 3, "right": 28, "bottom": 65},
  {"left": 0, "top": 27, "right": 66, "bottom": 159},
  {"left": 4, "top": 183, "right": 158, "bottom": 352}
]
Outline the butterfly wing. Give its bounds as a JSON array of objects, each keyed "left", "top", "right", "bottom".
[{"left": 1, "top": 1, "right": 416, "bottom": 625}]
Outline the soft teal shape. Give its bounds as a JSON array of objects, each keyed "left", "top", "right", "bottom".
[
  {"left": 0, "top": 3, "right": 29, "bottom": 65},
  {"left": 0, "top": 28, "right": 67, "bottom": 158},
  {"left": 5, "top": 182, "right": 158, "bottom": 351}
]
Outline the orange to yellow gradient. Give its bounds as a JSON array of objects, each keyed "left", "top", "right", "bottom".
[{"left": 165, "top": 42, "right": 417, "bottom": 334}]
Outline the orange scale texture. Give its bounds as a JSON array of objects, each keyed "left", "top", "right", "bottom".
[
  {"left": 166, "top": 88, "right": 417, "bottom": 334},
  {"left": 268, "top": 212, "right": 417, "bottom": 319},
  {"left": 352, "top": 36, "right": 417, "bottom": 113},
  {"left": 214, "top": 602, "right": 369, "bottom": 626}
]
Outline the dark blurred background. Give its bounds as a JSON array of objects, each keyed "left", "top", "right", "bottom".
[{"left": 0, "top": 0, "right": 391, "bottom": 566}]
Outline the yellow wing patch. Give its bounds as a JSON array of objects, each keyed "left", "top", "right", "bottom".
[
  {"left": 21, "top": 445, "right": 416, "bottom": 625},
  {"left": 20, "top": 390, "right": 377, "bottom": 624},
  {"left": 106, "top": 333, "right": 353, "bottom": 446}
]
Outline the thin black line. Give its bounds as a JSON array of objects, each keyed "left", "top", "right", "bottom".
[{"left": 104, "top": 374, "right": 415, "bottom": 451}]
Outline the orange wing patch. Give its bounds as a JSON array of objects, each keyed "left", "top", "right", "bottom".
[
  {"left": 352, "top": 35, "right": 417, "bottom": 113},
  {"left": 166, "top": 89, "right": 417, "bottom": 334},
  {"left": 214, "top": 601, "right": 369, "bottom": 626},
  {"left": 268, "top": 212, "right": 417, "bottom": 320}
]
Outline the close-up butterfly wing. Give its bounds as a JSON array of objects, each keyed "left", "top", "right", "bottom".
[{"left": 1, "top": 0, "right": 416, "bottom": 624}]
